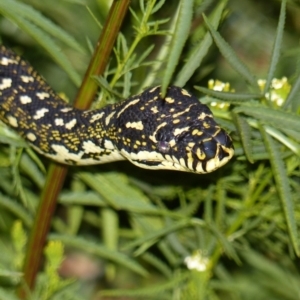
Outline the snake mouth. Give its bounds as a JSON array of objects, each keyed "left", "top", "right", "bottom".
[
  {"left": 121, "top": 133, "right": 234, "bottom": 173},
  {"left": 126, "top": 144, "right": 234, "bottom": 173}
]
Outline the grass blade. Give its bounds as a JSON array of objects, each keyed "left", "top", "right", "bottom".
[
  {"left": 263, "top": 0, "right": 286, "bottom": 94},
  {"left": 203, "top": 14, "right": 257, "bottom": 87},
  {"left": 49, "top": 234, "right": 148, "bottom": 276},
  {"left": 0, "top": 13, "right": 81, "bottom": 86},
  {"left": 161, "top": 0, "right": 194, "bottom": 96},
  {"left": 0, "top": 0, "right": 85, "bottom": 53},
  {"left": 175, "top": 1, "right": 226, "bottom": 86},
  {"left": 260, "top": 125, "right": 299, "bottom": 256},
  {"left": 283, "top": 70, "right": 300, "bottom": 110},
  {"left": 232, "top": 113, "right": 254, "bottom": 163},
  {"left": 235, "top": 105, "right": 300, "bottom": 131},
  {"left": 195, "top": 86, "right": 261, "bottom": 102}
]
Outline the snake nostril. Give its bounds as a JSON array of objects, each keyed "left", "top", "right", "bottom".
[{"left": 157, "top": 140, "right": 170, "bottom": 153}]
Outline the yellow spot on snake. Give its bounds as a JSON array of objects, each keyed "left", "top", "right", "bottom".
[
  {"left": 7, "top": 116, "right": 18, "bottom": 127},
  {"left": 0, "top": 57, "right": 17, "bottom": 65},
  {"left": 125, "top": 121, "right": 144, "bottom": 130},
  {"left": 165, "top": 97, "right": 174, "bottom": 103},
  {"left": 192, "top": 129, "right": 203, "bottom": 136},
  {"left": 203, "top": 122, "right": 210, "bottom": 128},
  {"left": 21, "top": 75, "right": 34, "bottom": 83},
  {"left": 61, "top": 107, "right": 73, "bottom": 113},
  {"left": 90, "top": 112, "right": 105, "bottom": 123},
  {"left": 0, "top": 78, "right": 12, "bottom": 89},
  {"left": 173, "top": 119, "right": 180, "bottom": 124},
  {"left": 20, "top": 95, "right": 32, "bottom": 104},
  {"left": 82, "top": 141, "right": 101, "bottom": 153},
  {"left": 27, "top": 132, "right": 37, "bottom": 141},
  {"left": 196, "top": 148, "right": 206, "bottom": 160},
  {"left": 105, "top": 111, "right": 116, "bottom": 126},
  {"left": 55, "top": 118, "right": 64, "bottom": 126},
  {"left": 33, "top": 108, "right": 49, "bottom": 120},
  {"left": 174, "top": 127, "right": 189, "bottom": 136},
  {"left": 151, "top": 106, "right": 159, "bottom": 113},
  {"left": 169, "top": 139, "right": 176, "bottom": 147},
  {"left": 198, "top": 112, "right": 209, "bottom": 120},
  {"left": 173, "top": 105, "right": 193, "bottom": 118},
  {"left": 51, "top": 144, "right": 82, "bottom": 162},
  {"left": 104, "top": 139, "right": 114, "bottom": 150},
  {"left": 181, "top": 89, "right": 191, "bottom": 97},
  {"left": 36, "top": 92, "right": 50, "bottom": 100},
  {"left": 65, "top": 119, "right": 77, "bottom": 129},
  {"left": 117, "top": 99, "right": 140, "bottom": 118},
  {"left": 149, "top": 122, "right": 167, "bottom": 143},
  {"left": 149, "top": 86, "right": 159, "bottom": 93}
]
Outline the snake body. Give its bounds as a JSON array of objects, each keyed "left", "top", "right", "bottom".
[{"left": 0, "top": 46, "right": 234, "bottom": 173}]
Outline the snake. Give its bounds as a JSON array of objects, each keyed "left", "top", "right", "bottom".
[{"left": 0, "top": 46, "right": 234, "bottom": 174}]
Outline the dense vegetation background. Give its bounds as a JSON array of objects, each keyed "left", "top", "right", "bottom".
[{"left": 0, "top": 0, "right": 300, "bottom": 299}]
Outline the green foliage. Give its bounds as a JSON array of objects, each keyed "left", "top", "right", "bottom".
[{"left": 0, "top": 0, "right": 300, "bottom": 299}]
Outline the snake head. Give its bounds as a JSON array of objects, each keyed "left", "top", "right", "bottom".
[{"left": 115, "top": 86, "right": 234, "bottom": 173}]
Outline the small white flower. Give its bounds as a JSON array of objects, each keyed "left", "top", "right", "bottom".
[{"left": 184, "top": 251, "right": 209, "bottom": 272}]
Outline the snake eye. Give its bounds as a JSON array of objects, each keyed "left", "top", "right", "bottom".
[{"left": 157, "top": 141, "right": 170, "bottom": 153}]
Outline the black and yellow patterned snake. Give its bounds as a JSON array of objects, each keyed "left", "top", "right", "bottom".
[{"left": 0, "top": 46, "right": 234, "bottom": 173}]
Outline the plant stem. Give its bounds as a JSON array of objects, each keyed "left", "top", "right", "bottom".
[
  {"left": 18, "top": 1, "right": 130, "bottom": 298},
  {"left": 110, "top": 0, "right": 157, "bottom": 88}
]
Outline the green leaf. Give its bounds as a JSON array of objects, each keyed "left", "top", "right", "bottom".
[
  {"left": 59, "top": 191, "right": 106, "bottom": 206},
  {"left": 78, "top": 172, "right": 158, "bottom": 213},
  {"left": 0, "top": 288, "right": 19, "bottom": 300},
  {"left": 161, "top": 0, "right": 194, "bottom": 96},
  {"left": 203, "top": 14, "right": 257, "bottom": 87},
  {"left": 260, "top": 126, "right": 299, "bottom": 256},
  {"left": 123, "top": 219, "right": 195, "bottom": 251},
  {"left": 194, "top": 86, "right": 262, "bottom": 102},
  {"left": 0, "top": 193, "right": 33, "bottom": 227},
  {"left": 49, "top": 234, "right": 148, "bottom": 276},
  {"left": 235, "top": 105, "right": 300, "bottom": 131},
  {"left": 263, "top": 0, "right": 286, "bottom": 94},
  {"left": 0, "top": 4, "right": 81, "bottom": 86},
  {"left": 232, "top": 113, "right": 254, "bottom": 163},
  {"left": 175, "top": 1, "right": 226, "bottom": 86},
  {"left": 100, "top": 272, "right": 188, "bottom": 298},
  {"left": 0, "top": 0, "right": 85, "bottom": 53},
  {"left": 283, "top": 70, "right": 300, "bottom": 110}
]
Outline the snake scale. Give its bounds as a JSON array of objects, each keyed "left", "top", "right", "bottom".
[{"left": 0, "top": 46, "right": 234, "bottom": 173}]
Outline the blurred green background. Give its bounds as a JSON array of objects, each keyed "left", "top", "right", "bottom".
[{"left": 0, "top": 0, "right": 300, "bottom": 299}]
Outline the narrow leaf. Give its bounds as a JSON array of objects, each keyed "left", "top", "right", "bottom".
[
  {"left": 161, "top": 0, "right": 194, "bottom": 96},
  {"left": 195, "top": 86, "right": 261, "bottom": 101},
  {"left": 0, "top": 0, "right": 85, "bottom": 53},
  {"left": 0, "top": 193, "right": 33, "bottom": 227},
  {"left": 0, "top": 7, "right": 81, "bottom": 86},
  {"left": 123, "top": 219, "right": 193, "bottom": 251},
  {"left": 283, "top": 71, "right": 300, "bottom": 110},
  {"left": 263, "top": 0, "right": 286, "bottom": 94},
  {"left": 78, "top": 172, "right": 158, "bottom": 213},
  {"left": 49, "top": 234, "right": 148, "bottom": 276},
  {"left": 235, "top": 105, "right": 300, "bottom": 131},
  {"left": 175, "top": 1, "right": 226, "bottom": 86},
  {"left": 203, "top": 14, "right": 257, "bottom": 87},
  {"left": 260, "top": 126, "right": 299, "bottom": 256},
  {"left": 232, "top": 112, "right": 254, "bottom": 163}
]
